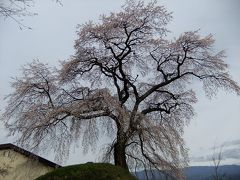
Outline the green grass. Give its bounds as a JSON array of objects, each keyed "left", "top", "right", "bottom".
[{"left": 35, "top": 162, "right": 137, "bottom": 180}]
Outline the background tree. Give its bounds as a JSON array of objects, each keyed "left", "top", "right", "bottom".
[
  {"left": 212, "top": 145, "right": 227, "bottom": 180},
  {"left": 2, "top": 1, "right": 240, "bottom": 179}
]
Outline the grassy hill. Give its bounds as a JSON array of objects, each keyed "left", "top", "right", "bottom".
[{"left": 36, "top": 162, "right": 137, "bottom": 180}]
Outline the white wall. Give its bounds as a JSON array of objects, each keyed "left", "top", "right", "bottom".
[{"left": 0, "top": 149, "right": 54, "bottom": 180}]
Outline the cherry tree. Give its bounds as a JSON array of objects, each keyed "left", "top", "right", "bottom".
[{"left": 2, "top": 1, "right": 240, "bottom": 179}]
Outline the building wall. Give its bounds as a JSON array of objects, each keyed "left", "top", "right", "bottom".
[{"left": 0, "top": 149, "right": 55, "bottom": 180}]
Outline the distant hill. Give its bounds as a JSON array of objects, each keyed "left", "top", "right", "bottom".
[
  {"left": 135, "top": 165, "right": 240, "bottom": 180},
  {"left": 184, "top": 165, "right": 240, "bottom": 180}
]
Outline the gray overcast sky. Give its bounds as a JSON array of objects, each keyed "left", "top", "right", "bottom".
[{"left": 0, "top": 0, "right": 240, "bottom": 166}]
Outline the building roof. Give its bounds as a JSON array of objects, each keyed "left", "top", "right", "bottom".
[{"left": 0, "top": 143, "right": 61, "bottom": 168}]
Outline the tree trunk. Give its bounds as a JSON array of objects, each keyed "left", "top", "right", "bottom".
[{"left": 113, "top": 135, "right": 128, "bottom": 171}]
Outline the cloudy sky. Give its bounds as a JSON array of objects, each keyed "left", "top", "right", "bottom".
[{"left": 0, "top": 0, "right": 240, "bottom": 166}]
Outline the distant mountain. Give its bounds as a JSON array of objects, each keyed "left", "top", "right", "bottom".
[
  {"left": 134, "top": 165, "right": 240, "bottom": 180},
  {"left": 184, "top": 165, "right": 240, "bottom": 180}
]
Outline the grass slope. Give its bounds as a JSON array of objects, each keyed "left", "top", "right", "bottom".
[{"left": 36, "top": 162, "right": 137, "bottom": 180}]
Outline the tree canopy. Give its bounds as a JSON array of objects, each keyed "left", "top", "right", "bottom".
[{"left": 2, "top": 1, "right": 240, "bottom": 179}]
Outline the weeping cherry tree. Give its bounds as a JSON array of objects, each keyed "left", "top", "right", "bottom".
[{"left": 2, "top": 1, "right": 240, "bottom": 179}]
